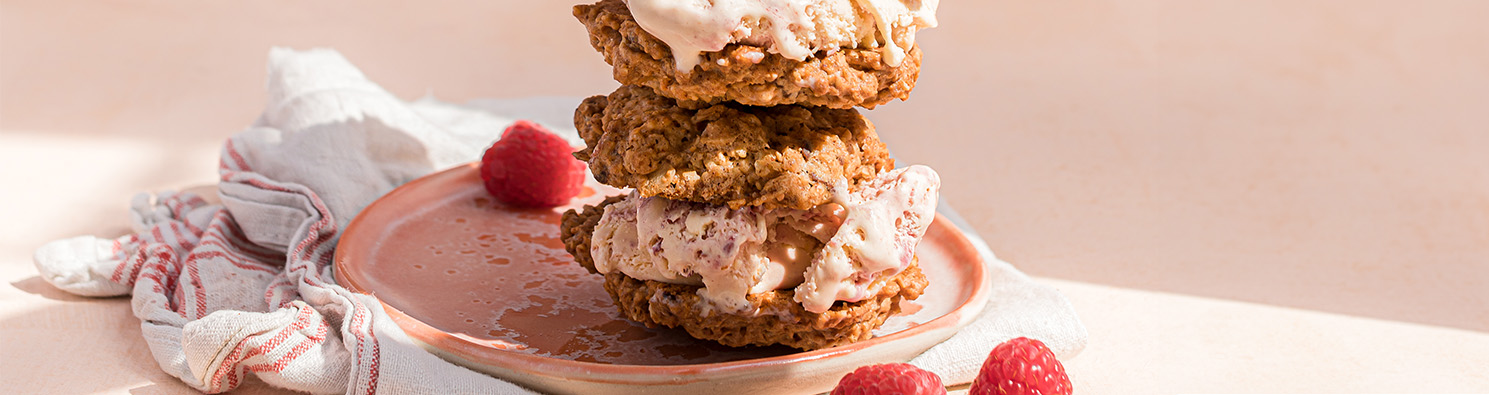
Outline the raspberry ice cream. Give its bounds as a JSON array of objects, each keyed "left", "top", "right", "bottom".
[
  {"left": 623, "top": 0, "right": 939, "bottom": 70},
  {"left": 590, "top": 165, "right": 940, "bottom": 313},
  {"left": 794, "top": 164, "right": 939, "bottom": 312}
]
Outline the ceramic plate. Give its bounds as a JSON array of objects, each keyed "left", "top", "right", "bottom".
[{"left": 334, "top": 163, "right": 991, "bottom": 394}]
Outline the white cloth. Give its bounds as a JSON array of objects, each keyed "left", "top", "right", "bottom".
[
  {"left": 32, "top": 48, "right": 1085, "bottom": 394},
  {"left": 907, "top": 210, "right": 1088, "bottom": 384}
]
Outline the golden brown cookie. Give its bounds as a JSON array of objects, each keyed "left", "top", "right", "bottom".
[
  {"left": 573, "top": 85, "right": 894, "bottom": 210},
  {"left": 559, "top": 196, "right": 927, "bottom": 350},
  {"left": 604, "top": 260, "right": 925, "bottom": 350},
  {"left": 560, "top": 194, "right": 626, "bottom": 274},
  {"left": 573, "top": 0, "right": 923, "bottom": 110}
]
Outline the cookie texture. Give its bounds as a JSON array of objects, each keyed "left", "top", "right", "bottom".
[
  {"left": 605, "top": 260, "right": 924, "bottom": 350},
  {"left": 560, "top": 194, "right": 626, "bottom": 274},
  {"left": 573, "top": 0, "right": 923, "bottom": 109},
  {"left": 560, "top": 196, "right": 928, "bottom": 350},
  {"left": 574, "top": 85, "right": 894, "bottom": 210}
]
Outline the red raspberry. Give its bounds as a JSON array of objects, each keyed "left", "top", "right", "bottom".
[
  {"left": 969, "top": 337, "right": 1072, "bottom": 395},
  {"left": 479, "top": 120, "right": 586, "bottom": 208},
  {"left": 831, "top": 363, "right": 946, "bottom": 395}
]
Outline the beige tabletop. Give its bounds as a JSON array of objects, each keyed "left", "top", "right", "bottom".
[{"left": 3, "top": 0, "right": 1488, "bottom": 393}]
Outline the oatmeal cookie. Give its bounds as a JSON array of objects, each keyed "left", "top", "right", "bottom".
[
  {"left": 573, "top": 0, "right": 923, "bottom": 109},
  {"left": 560, "top": 196, "right": 928, "bottom": 350},
  {"left": 560, "top": 194, "right": 627, "bottom": 274},
  {"left": 573, "top": 85, "right": 894, "bottom": 210},
  {"left": 603, "top": 259, "right": 925, "bottom": 350}
]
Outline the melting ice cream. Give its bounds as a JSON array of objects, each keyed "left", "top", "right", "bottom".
[
  {"left": 623, "top": 0, "right": 939, "bottom": 70},
  {"left": 590, "top": 165, "right": 940, "bottom": 313}
]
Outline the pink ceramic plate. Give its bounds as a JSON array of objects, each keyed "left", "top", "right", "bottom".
[{"left": 335, "top": 163, "right": 991, "bottom": 394}]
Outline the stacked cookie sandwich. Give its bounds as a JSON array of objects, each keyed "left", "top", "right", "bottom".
[{"left": 561, "top": 0, "right": 942, "bottom": 350}]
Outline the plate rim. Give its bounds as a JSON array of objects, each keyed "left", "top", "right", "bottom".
[{"left": 334, "top": 163, "right": 992, "bottom": 382}]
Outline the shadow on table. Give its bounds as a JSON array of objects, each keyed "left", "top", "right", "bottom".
[
  {"left": 4, "top": 278, "right": 297, "bottom": 394},
  {"left": 128, "top": 376, "right": 287, "bottom": 395},
  {"left": 11, "top": 276, "right": 91, "bottom": 302},
  {"left": 0, "top": 293, "right": 166, "bottom": 393},
  {"left": 969, "top": 204, "right": 1489, "bottom": 335},
  {"left": 923, "top": 129, "right": 1489, "bottom": 335}
]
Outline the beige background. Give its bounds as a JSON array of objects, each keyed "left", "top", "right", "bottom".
[{"left": 3, "top": 0, "right": 1488, "bottom": 393}]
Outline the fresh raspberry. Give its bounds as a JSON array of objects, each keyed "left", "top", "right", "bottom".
[
  {"left": 479, "top": 120, "right": 587, "bottom": 208},
  {"left": 831, "top": 363, "right": 946, "bottom": 395},
  {"left": 969, "top": 337, "right": 1072, "bottom": 395}
]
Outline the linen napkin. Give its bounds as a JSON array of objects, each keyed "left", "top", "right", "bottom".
[{"left": 33, "top": 48, "right": 1086, "bottom": 394}]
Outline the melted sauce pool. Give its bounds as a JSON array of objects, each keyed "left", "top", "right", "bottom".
[
  {"left": 346, "top": 167, "right": 962, "bottom": 365},
  {"left": 358, "top": 174, "right": 794, "bottom": 364}
]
